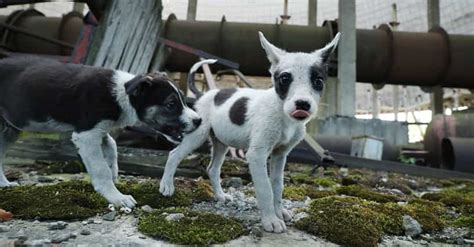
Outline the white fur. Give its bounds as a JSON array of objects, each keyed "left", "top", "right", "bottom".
[
  {"left": 112, "top": 71, "right": 140, "bottom": 128},
  {"left": 160, "top": 32, "right": 341, "bottom": 233}
]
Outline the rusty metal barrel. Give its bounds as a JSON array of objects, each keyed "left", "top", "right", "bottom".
[{"left": 442, "top": 137, "right": 474, "bottom": 173}]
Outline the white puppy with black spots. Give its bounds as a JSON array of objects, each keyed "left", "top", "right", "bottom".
[{"left": 159, "top": 32, "right": 340, "bottom": 233}]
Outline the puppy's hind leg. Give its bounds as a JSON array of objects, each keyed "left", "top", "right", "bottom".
[
  {"left": 208, "top": 135, "right": 232, "bottom": 202},
  {"left": 0, "top": 125, "right": 19, "bottom": 187},
  {"left": 160, "top": 124, "right": 210, "bottom": 196},
  {"left": 102, "top": 134, "right": 119, "bottom": 183}
]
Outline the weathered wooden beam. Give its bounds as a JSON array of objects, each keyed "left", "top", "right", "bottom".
[{"left": 6, "top": 137, "right": 205, "bottom": 178}]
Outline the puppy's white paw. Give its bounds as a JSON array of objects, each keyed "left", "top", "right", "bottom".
[
  {"left": 0, "top": 181, "right": 18, "bottom": 187},
  {"left": 107, "top": 193, "right": 137, "bottom": 208},
  {"left": 262, "top": 216, "right": 287, "bottom": 233},
  {"left": 159, "top": 179, "right": 175, "bottom": 196},
  {"left": 215, "top": 193, "right": 233, "bottom": 202},
  {"left": 276, "top": 208, "right": 293, "bottom": 222}
]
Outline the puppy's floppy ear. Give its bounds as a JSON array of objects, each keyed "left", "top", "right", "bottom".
[
  {"left": 125, "top": 75, "right": 152, "bottom": 96},
  {"left": 258, "top": 31, "right": 285, "bottom": 64},
  {"left": 315, "top": 32, "right": 341, "bottom": 63}
]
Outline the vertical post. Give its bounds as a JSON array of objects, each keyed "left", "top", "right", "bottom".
[
  {"left": 427, "top": 0, "right": 444, "bottom": 116},
  {"left": 182, "top": 0, "right": 198, "bottom": 95},
  {"left": 281, "top": 0, "right": 291, "bottom": 24},
  {"left": 187, "top": 0, "right": 198, "bottom": 21},
  {"left": 371, "top": 87, "right": 379, "bottom": 119},
  {"left": 390, "top": 4, "right": 400, "bottom": 121},
  {"left": 308, "top": 0, "right": 318, "bottom": 26},
  {"left": 337, "top": 0, "right": 356, "bottom": 117}
]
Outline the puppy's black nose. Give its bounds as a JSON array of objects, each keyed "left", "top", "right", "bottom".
[
  {"left": 192, "top": 118, "right": 202, "bottom": 127},
  {"left": 295, "top": 100, "right": 311, "bottom": 111}
]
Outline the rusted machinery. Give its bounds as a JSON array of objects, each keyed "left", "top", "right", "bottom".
[
  {"left": 424, "top": 112, "right": 474, "bottom": 171},
  {"left": 1, "top": 11, "right": 474, "bottom": 88}
]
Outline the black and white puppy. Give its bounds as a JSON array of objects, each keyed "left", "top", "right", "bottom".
[
  {"left": 159, "top": 32, "right": 340, "bottom": 232},
  {"left": 0, "top": 57, "right": 202, "bottom": 208}
]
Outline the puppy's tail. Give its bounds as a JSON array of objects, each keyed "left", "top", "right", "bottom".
[{"left": 187, "top": 59, "right": 217, "bottom": 98}]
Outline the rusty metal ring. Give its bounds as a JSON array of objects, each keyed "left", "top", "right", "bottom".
[
  {"left": 377, "top": 24, "right": 394, "bottom": 85},
  {"left": 429, "top": 26, "right": 451, "bottom": 85},
  {"left": 2, "top": 9, "right": 44, "bottom": 48}
]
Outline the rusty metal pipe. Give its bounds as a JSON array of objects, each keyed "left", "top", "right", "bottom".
[
  {"left": 162, "top": 19, "right": 474, "bottom": 88},
  {"left": 442, "top": 137, "right": 474, "bottom": 173},
  {"left": 2, "top": 13, "right": 474, "bottom": 89}
]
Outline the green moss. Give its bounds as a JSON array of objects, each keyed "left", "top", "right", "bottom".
[
  {"left": 313, "top": 177, "right": 338, "bottom": 188},
  {"left": 368, "top": 203, "right": 409, "bottom": 235},
  {"left": 452, "top": 215, "right": 474, "bottom": 229},
  {"left": 119, "top": 181, "right": 192, "bottom": 208},
  {"left": 422, "top": 188, "right": 474, "bottom": 215},
  {"left": 405, "top": 199, "right": 446, "bottom": 232},
  {"left": 138, "top": 209, "right": 246, "bottom": 245},
  {"left": 283, "top": 185, "right": 336, "bottom": 200},
  {"left": 0, "top": 181, "right": 106, "bottom": 220},
  {"left": 295, "top": 196, "right": 384, "bottom": 247},
  {"left": 40, "top": 160, "right": 86, "bottom": 174},
  {"left": 336, "top": 185, "right": 400, "bottom": 203},
  {"left": 119, "top": 179, "right": 214, "bottom": 209},
  {"left": 290, "top": 172, "right": 315, "bottom": 185}
]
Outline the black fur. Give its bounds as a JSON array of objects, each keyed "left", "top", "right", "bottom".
[
  {"left": 0, "top": 57, "right": 120, "bottom": 132},
  {"left": 273, "top": 72, "right": 293, "bottom": 100},
  {"left": 0, "top": 57, "right": 186, "bottom": 139},
  {"left": 229, "top": 97, "right": 249, "bottom": 126},
  {"left": 309, "top": 66, "right": 328, "bottom": 92},
  {"left": 214, "top": 88, "right": 237, "bottom": 106}
]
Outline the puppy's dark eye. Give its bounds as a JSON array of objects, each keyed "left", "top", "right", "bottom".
[
  {"left": 166, "top": 101, "right": 176, "bottom": 109},
  {"left": 312, "top": 77, "right": 324, "bottom": 91},
  {"left": 278, "top": 73, "right": 293, "bottom": 86}
]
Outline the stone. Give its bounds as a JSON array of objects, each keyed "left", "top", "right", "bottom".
[
  {"left": 37, "top": 176, "right": 55, "bottom": 183},
  {"left": 0, "top": 225, "right": 9, "bottom": 233},
  {"left": 51, "top": 233, "right": 76, "bottom": 243},
  {"left": 250, "top": 226, "right": 263, "bottom": 238},
  {"left": 11, "top": 229, "right": 27, "bottom": 241},
  {"left": 48, "top": 221, "right": 68, "bottom": 230},
  {"left": 293, "top": 212, "right": 309, "bottom": 222},
  {"left": 141, "top": 205, "right": 154, "bottom": 213},
  {"left": 403, "top": 215, "right": 422, "bottom": 237},
  {"left": 80, "top": 229, "right": 91, "bottom": 236},
  {"left": 165, "top": 213, "right": 185, "bottom": 222},
  {"left": 224, "top": 177, "right": 243, "bottom": 189},
  {"left": 102, "top": 211, "right": 117, "bottom": 221}
]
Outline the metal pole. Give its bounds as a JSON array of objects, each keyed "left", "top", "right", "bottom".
[
  {"left": 337, "top": 0, "right": 356, "bottom": 117},
  {"left": 187, "top": 0, "right": 198, "bottom": 21},
  {"left": 308, "top": 0, "right": 317, "bottom": 26},
  {"left": 390, "top": 3, "right": 400, "bottom": 121},
  {"left": 427, "top": 0, "right": 444, "bottom": 116}
]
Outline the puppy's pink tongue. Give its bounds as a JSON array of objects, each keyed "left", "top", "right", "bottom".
[{"left": 291, "top": 110, "right": 310, "bottom": 119}]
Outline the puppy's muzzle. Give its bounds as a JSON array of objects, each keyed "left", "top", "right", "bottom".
[
  {"left": 183, "top": 117, "right": 202, "bottom": 134},
  {"left": 291, "top": 100, "right": 311, "bottom": 120}
]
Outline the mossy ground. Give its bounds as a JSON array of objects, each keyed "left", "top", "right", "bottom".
[
  {"left": 286, "top": 165, "right": 473, "bottom": 246},
  {"left": 0, "top": 180, "right": 107, "bottom": 220},
  {"left": 295, "top": 196, "right": 447, "bottom": 247},
  {"left": 0, "top": 178, "right": 215, "bottom": 220},
  {"left": 138, "top": 208, "right": 247, "bottom": 245}
]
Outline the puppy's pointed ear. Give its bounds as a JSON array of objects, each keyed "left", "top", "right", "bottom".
[
  {"left": 125, "top": 75, "right": 152, "bottom": 96},
  {"left": 259, "top": 31, "right": 285, "bottom": 64},
  {"left": 315, "top": 32, "right": 341, "bottom": 63}
]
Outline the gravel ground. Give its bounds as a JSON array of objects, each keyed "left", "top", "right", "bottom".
[{"left": 1, "top": 162, "right": 473, "bottom": 246}]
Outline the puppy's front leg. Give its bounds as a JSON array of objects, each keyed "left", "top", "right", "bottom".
[
  {"left": 270, "top": 152, "right": 293, "bottom": 222},
  {"left": 72, "top": 131, "right": 136, "bottom": 208},
  {"left": 247, "top": 148, "right": 286, "bottom": 233},
  {"left": 102, "top": 134, "right": 119, "bottom": 183}
]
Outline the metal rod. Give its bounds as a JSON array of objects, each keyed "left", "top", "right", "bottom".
[{"left": 0, "top": 22, "right": 75, "bottom": 49}]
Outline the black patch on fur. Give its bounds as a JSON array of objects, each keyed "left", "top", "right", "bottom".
[
  {"left": 214, "top": 88, "right": 237, "bottom": 106},
  {"left": 229, "top": 97, "right": 249, "bottom": 126},
  {"left": 273, "top": 72, "right": 293, "bottom": 100},
  {"left": 0, "top": 57, "right": 121, "bottom": 132},
  {"left": 309, "top": 66, "right": 328, "bottom": 92}
]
